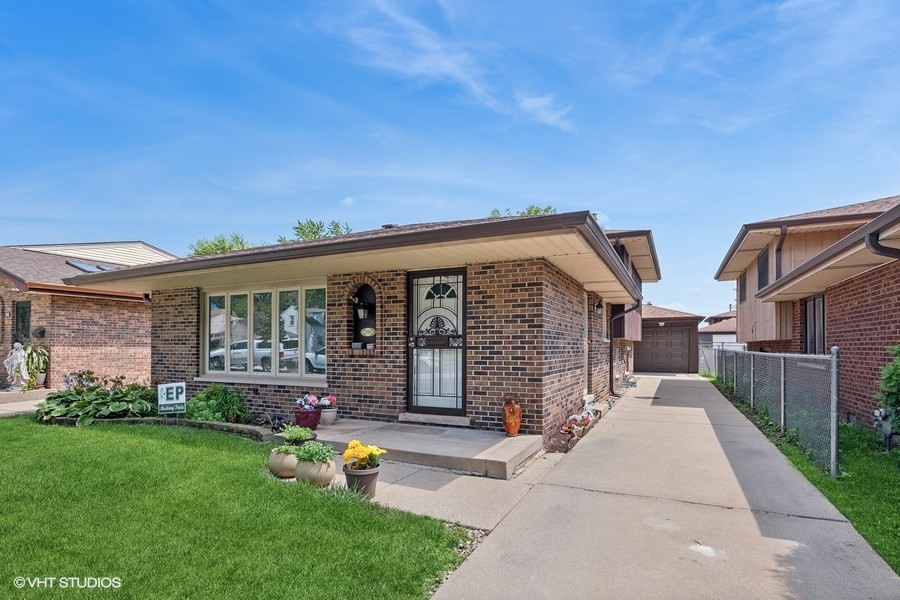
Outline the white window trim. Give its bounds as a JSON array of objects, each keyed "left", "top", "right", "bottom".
[{"left": 202, "top": 283, "right": 326, "bottom": 382}]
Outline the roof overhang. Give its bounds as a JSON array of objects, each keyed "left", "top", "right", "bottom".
[
  {"left": 757, "top": 205, "right": 900, "bottom": 301},
  {"left": 606, "top": 230, "right": 661, "bottom": 283},
  {"left": 66, "top": 212, "right": 644, "bottom": 304},
  {"left": 23, "top": 282, "right": 145, "bottom": 302},
  {"left": 714, "top": 214, "right": 877, "bottom": 281}
]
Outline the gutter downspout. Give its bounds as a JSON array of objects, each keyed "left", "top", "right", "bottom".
[
  {"left": 775, "top": 225, "right": 788, "bottom": 280},
  {"left": 865, "top": 231, "right": 900, "bottom": 259},
  {"left": 609, "top": 301, "right": 641, "bottom": 395}
]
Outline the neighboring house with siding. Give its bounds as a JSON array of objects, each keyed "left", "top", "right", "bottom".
[
  {"left": 0, "top": 242, "right": 176, "bottom": 387},
  {"left": 698, "top": 311, "right": 739, "bottom": 348},
  {"left": 67, "top": 212, "right": 660, "bottom": 441},
  {"left": 714, "top": 196, "right": 900, "bottom": 420}
]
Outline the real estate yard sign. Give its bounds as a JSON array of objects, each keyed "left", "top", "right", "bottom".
[{"left": 157, "top": 382, "right": 187, "bottom": 415}]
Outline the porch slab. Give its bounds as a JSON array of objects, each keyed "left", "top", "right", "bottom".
[{"left": 311, "top": 419, "right": 543, "bottom": 480}]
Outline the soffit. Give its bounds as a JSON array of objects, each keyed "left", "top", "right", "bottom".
[
  {"left": 79, "top": 230, "right": 641, "bottom": 304},
  {"left": 717, "top": 222, "right": 867, "bottom": 280},
  {"left": 758, "top": 221, "right": 900, "bottom": 301}
]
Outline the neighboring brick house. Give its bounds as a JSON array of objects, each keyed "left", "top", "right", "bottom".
[
  {"left": 714, "top": 196, "right": 900, "bottom": 421},
  {"left": 68, "top": 213, "right": 660, "bottom": 440},
  {"left": 0, "top": 242, "right": 176, "bottom": 388}
]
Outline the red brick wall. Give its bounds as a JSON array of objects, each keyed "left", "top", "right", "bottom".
[
  {"left": 1, "top": 275, "right": 148, "bottom": 387},
  {"left": 540, "top": 262, "right": 587, "bottom": 439},
  {"left": 49, "top": 296, "right": 150, "bottom": 387},
  {"left": 152, "top": 287, "right": 202, "bottom": 388},
  {"left": 747, "top": 299, "right": 805, "bottom": 353},
  {"left": 613, "top": 338, "right": 635, "bottom": 389},
  {"left": 825, "top": 260, "right": 900, "bottom": 421},
  {"left": 587, "top": 291, "right": 612, "bottom": 400},
  {"left": 467, "top": 260, "right": 544, "bottom": 434},
  {"left": 326, "top": 271, "right": 406, "bottom": 422}
]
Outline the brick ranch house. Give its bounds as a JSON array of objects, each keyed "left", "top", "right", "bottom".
[
  {"left": 0, "top": 242, "right": 176, "bottom": 388},
  {"left": 67, "top": 212, "right": 660, "bottom": 440},
  {"left": 714, "top": 196, "right": 900, "bottom": 421}
]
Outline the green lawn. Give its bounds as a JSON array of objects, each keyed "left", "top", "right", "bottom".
[
  {"left": 703, "top": 375, "right": 900, "bottom": 574},
  {"left": 0, "top": 416, "right": 465, "bottom": 599}
]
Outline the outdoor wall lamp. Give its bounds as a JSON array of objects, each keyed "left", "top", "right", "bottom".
[
  {"left": 594, "top": 300, "right": 604, "bottom": 315},
  {"left": 658, "top": 321, "right": 665, "bottom": 327},
  {"left": 350, "top": 295, "right": 371, "bottom": 319}
]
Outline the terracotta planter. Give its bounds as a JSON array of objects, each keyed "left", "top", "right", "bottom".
[
  {"left": 267, "top": 450, "right": 299, "bottom": 478},
  {"left": 503, "top": 394, "right": 521, "bottom": 437},
  {"left": 294, "top": 407, "right": 322, "bottom": 430},
  {"left": 296, "top": 459, "right": 336, "bottom": 487},
  {"left": 342, "top": 464, "right": 381, "bottom": 498},
  {"left": 319, "top": 408, "right": 337, "bottom": 426}
]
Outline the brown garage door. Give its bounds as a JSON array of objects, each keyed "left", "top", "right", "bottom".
[{"left": 635, "top": 326, "right": 691, "bottom": 372}]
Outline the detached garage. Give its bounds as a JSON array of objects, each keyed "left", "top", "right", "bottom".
[{"left": 635, "top": 305, "right": 703, "bottom": 373}]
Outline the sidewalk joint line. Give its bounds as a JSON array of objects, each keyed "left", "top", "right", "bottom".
[{"left": 537, "top": 482, "right": 849, "bottom": 524}]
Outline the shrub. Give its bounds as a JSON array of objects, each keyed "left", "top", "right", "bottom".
[
  {"left": 877, "top": 345, "right": 900, "bottom": 431},
  {"left": 186, "top": 384, "right": 250, "bottom": 424}
]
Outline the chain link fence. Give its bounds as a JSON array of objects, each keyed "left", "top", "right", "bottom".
[{"left": 710, "top": 347, "right": 840, "bottom": 476}]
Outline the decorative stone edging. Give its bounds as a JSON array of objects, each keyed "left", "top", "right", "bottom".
[{"left": 45, "top": 417, "right": 278, "bottom": 442}]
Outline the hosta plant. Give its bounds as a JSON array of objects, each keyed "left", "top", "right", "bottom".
[{"left": 35, "top": 385, "right": 155, "bottom": 427}]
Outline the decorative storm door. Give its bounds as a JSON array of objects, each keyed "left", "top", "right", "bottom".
[{"left": 408, "top": 270, "right": 465, "bottom": 415}]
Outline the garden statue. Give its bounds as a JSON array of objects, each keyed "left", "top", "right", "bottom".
[{"left": 4, "top": 342, "right": 28, "bottom": 391}]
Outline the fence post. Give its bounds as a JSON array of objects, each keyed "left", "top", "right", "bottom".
[
  {"left": 750, "top": 354, "right": 755, "bottom": 409},
  {"left": 733, "top": 352, "right": 737, "bottom": 390},
  {"left": 780, "top": 356, "right": 786, "bottom": 433},
  {"left": 830, "top": 347, "right": 840, "bottom": 478}
]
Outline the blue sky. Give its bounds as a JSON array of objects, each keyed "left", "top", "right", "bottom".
[{"left": 2, "top": 1, "right": 899, "bottom": 316}]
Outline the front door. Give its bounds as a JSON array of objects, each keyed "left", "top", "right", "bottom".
[{"left": 408, "top": 270, "right": 466, "bottom": 415}]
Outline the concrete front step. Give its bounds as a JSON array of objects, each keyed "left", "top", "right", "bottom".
[{"left": 307, "top": 419, "right": 543, "bottom": 480}]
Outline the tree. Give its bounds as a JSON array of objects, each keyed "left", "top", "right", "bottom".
[
  {"left": 188, "top": 232, "right": 257, "bottom": 256},
  {"left": 278, "top": 219, "right": 353, "bottom": 243},
  {"left": 488, "top": 204, "right": 557, "bottom": 218}
]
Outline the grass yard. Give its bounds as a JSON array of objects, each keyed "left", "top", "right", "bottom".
[
  {"left": 0, "top": 416, "right": 465, "bottom": 599},
  {"left": 704, "top": 375, "right": 900, "bottom": 574}
]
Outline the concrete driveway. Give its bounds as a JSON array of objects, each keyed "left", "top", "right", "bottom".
[{"left": 436, "top": 374, "right": 900, "bottom": 599}]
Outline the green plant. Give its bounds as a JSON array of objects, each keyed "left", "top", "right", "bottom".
[
  {"left": 35, "top": 386, "right": 154, "bottom": 427},
  {"left": 877, "top": 345, "right": 900, "bottom": 431},
  {"left": 22, "top": 344, "right": 49, "bottom": 390},
  {"left": 294, "top": 441, "right": 335, "bottom": 463},
  {"left": 272, "top": 444, "right": 296, "bottom": 455},
  {"left": 186, "top": 384, "right": 250, "bottom": 424},
  {"left": 282, "top": 424, "right": 314, "bottom": 443}
]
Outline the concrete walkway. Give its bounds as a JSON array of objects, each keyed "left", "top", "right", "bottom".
[
  {"left": 436, "top": 374, "right": 900, "bottom": 599},
  {"left": 0, "top": 389, "right": 48, "bottom": 417}
]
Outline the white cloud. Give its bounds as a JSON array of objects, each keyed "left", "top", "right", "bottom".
[
  {"left": 516, "top": 94, "right": 574, "bottom": 131},
  {"left": 341, "top": 196, "right": 356, "bottom": 205}
]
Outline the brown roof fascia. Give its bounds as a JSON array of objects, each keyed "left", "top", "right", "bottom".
[
  {"left": 66, "top": 211, "right": 643, "bottom": 301},
  {"left": 25, "top": 282, "right": 146, "bottom": 302},
  {"left": 606, "top": 229, "right": 662, "bottom": 281},
  {"left": 755, "top": 203, "right": 900, "bottom": 300},
  {"left": 714, "top": 212, "right": 883, "bottom": 281}
]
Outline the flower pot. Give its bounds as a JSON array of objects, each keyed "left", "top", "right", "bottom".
[
  {"left": 319, "top": 407, "right": 337, "bottom": 426},
  {"left": 294, "top": 406, "right": 322, "bottom": 430},
  {"left": 287, "top": 432, "right": 317, "bottom": 446},
  {"left": 573, "top": 426, "right": 585, "bottom": 438},
  {"left": 35, "top": 372, "right": 47, "bottom": 388},
  {"left": 296, "top": 459, "right": 336, "bottom": 487},
  {"left": 267, "top": 450, "right": 299, "bottom": 478},
  {"left": 342, "top": 464, "right": 381, "bottom": 498}
]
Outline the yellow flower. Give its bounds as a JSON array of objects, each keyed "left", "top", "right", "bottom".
[{"left": 347, "top": 440, "right": 361, "bottom": 449}]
